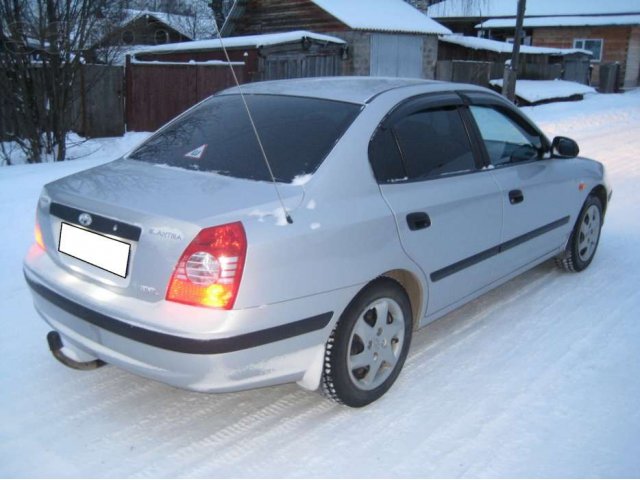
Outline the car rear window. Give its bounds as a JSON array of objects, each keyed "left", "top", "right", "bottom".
[{"left": 128, "top": 94, "right": 362, "bottom": 183}]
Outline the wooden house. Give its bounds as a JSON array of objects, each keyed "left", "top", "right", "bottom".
[
  {"left": 132, "top": 30, "right": 347, "bottom": 81},
  {"left": 220, "top": 0, "right": 451, "bottom": 78},
  {"left": 428, "top": 0, "right": 640, "bottom": 88},
  {"left": 438, "top": 35, "right": 593, "bottom": 85}
]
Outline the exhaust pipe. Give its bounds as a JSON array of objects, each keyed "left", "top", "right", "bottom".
[{"left": 47, "top": 331, "right": 106, "bottom": 370}]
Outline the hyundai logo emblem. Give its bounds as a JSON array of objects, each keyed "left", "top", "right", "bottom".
[{"left": 78, "top": 213, "right": 92, "bottom": 227}]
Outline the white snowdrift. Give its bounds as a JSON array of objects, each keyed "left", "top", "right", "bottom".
[{"left": 490, "top": 79, "right": 597, "bottom": 103}]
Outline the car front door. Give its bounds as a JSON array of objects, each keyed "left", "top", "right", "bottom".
[
  {"left": 370, "top": 94, "right": 504, "bottom": 320},
  {"left": 465, "top": 94, "right": 575, "bottom": 270}
]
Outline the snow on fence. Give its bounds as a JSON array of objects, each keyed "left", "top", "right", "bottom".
[{"left": 488, "top": 79, "right": 597, "bottom": 104}]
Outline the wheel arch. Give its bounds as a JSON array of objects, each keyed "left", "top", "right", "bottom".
[
  {"left": 379, "top": 268, "right": 425, "bottom": 329},
  {"left": 590, "top": 184, "right": 608, "bottom": 216}
]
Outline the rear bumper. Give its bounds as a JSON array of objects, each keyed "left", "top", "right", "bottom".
[
  {"left": 23, "top": 254, "right": 357, "bottom": 393},
  {"left": 25, "top": 274, "right": 332, "bottom": 355}
]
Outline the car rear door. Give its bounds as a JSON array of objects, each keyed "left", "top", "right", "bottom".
[
  {"left": 464, "top": 92, "right": 575, "bottom": 269},
  {"left": 369, "top": 93, "right": 504, "bottom": 318}
]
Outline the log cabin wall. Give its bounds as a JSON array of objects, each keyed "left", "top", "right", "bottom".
[
  {"left": 231, "top": 0, "right": 348, "bottom": 35},
  {"left": 532, "top": 26, "right": 634, "bottom": 87}
]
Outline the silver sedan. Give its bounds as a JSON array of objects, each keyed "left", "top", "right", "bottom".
[{"left": 24, "top": 78, "right": 611, "bottom": 407}]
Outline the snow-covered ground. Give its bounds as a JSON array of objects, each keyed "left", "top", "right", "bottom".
[
  {"left": 1, "top": 90, "right": 640, "bottom": 477},
  {"left": 1, "top": 132, "right": 151, "bottom": 166}
]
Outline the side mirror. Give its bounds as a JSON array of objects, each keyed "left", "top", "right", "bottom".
[{"left": 552, "top": 136, "right": 579, "bottom": 158}]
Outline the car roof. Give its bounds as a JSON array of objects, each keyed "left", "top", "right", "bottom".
[{"left": 219, "top": 76, "right": 492, "bottom": 104}]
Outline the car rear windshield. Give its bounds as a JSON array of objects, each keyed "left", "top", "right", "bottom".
[{"left": 128, "top": 94, "right": 362, "bottom": 183}]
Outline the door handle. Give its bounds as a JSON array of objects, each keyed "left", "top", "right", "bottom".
[
  {"left": 509, "top": 189, "right": 524, "bottom": 205},
  {"left": 406, "top": 212, "right": 431, "bottom": 231}
]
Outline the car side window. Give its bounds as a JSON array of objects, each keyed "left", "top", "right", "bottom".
[
  {"left": 369, "top": 127, "right": 407, "bottom": 183},
  {"left": 469, "top": 106, "right": 542, "bottom": 166},
  {"left": 392, "top": 107, "right": 476, "bottom": 181}
]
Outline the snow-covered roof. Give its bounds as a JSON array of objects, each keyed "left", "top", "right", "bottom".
[
  {"left": 478, "top": 15, "right": 640, "bottom": 29},
  {"left": 123, "top": 9, "right": 198, "bottom": 39},
  {"left": 428, "top": 0, "right": 640, "bottom": 18},
  {"left": 489, "top": 79, "right": 596, "bottom": 103},
  {"left": 310, "top": 0, "right": 452, "bottom": 35},
  {"left": 133, "top": 31, "right": 345, "bottom": 55},
  {"left": 440, "top": 35, "right": 591, "bottom": 56},
  {"left": 103, "top": 44, "right": 157, "bottom": 65}
]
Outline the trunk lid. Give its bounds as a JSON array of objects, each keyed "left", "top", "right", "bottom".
[{"left": 40, "top": 159, "right": 304, "bottom": 302}]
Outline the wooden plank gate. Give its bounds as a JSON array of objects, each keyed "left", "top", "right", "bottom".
[
  {"left": 125, "top": 59, "right": 245, "bottom": 132},
  {"left": 74, "top": 65, "right": 125, "bottom": 137}
]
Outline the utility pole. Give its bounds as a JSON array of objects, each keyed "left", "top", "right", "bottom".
[{"left": 502, "top": 0, "right": 526, "bottom": 102}]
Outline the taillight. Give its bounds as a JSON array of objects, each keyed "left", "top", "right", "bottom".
[
  {"left": 34, "top": 220, "right": 45, "bottom": 250},
  {"left": 166, "top": 222, "right": 246, "bottom": 309}
]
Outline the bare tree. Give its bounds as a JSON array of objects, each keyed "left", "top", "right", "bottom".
[
  {"left": 174, "top": 1, "right": 217, "bottom": 40},
  {"left": 209, "top": 0, "right": 225, "bottom": 30},
  {"left": 0, "top": 0, "right": 125, "bottom": 163},
  {"left": 428, "top": 0, "right": 490, "bottom": 17},
  {"left": 208, "top": 0, "right": 234, "bottom": 32}
]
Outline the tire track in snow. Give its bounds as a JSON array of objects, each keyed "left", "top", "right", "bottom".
[
  {"left": 396, "top": 249, "right": 638, "bottom": 476},
  {"left": 450, "top": 290, "right": 640, "bottom": 478},
  {"left": 2, "top": 364, "right": 141, "bottom": 436},
  {"left": 98, "top": 385, "right": 315, "bottom": 476},
  {"left": 134, "top": 389, "right": 319, "bottom": 478},
  {"left": 179, "top": 396, "right": 339, "bottom": 478}
]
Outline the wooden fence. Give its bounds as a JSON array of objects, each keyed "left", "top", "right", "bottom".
[
  {"left": 4, "top": 54, "right": 589, "bottom": 142},
  {"left": 436, "top": 60, "right": 584, "bottom": 88},
  {"left": 73, "top": 65, "right": 125, "bottom": 137},
  {"left": 262, "top": 53, "right": 342, "bottom": 81},
  {"left": 125, "top": 59, "right": 245, "bottom": 132},
  {"left": 0, "top": 64, "right": 124, "bottom": 140}
]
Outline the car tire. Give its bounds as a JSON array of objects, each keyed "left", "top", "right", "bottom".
[
  {"left": 556, "top": 195, "right": 603, "bottom": 273},
  {"left": 321, "top": 277, "right": 413, "bottom": 407}
]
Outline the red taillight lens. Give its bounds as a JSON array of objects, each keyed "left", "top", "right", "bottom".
[
  {"left": 166, "top": 222, "right": 246, "bottom": 309},
  {"left": 35, "top": 220, "right": 45, "bottom": 250}
]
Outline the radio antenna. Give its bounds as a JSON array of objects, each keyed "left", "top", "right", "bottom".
[{"left": 214, "top": 23, "right": 293, "bottom": 225}]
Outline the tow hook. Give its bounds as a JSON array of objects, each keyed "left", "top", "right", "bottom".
[{"left": 46, "top": 331, "right": 106, "bottom": 370}]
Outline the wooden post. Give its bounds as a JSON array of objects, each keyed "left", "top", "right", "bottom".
[
  {"left": 80, "top": 64, "right": 87, "bottom": 137},
  {"left": 502, "top": 0, "right": 527, "bottom": 102}
]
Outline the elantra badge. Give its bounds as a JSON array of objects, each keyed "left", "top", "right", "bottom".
[{"left": 78, "top": 213, "right": 92, "bottom": 227}]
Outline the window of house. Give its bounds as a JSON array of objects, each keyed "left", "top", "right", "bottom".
[
  {"left": 505, "top": 33, "right": 531, "bottom": 46},
  {"left": 392, "top": 107, "right": 476, "bottom": 180},
  {"left": 573, "top": 38, "right": 603, "bottom": 62},
  {"left": 154, "top": 29, "right": 169, "bottom": 45},
  {"left": 121, "top": 30, "right": 134, "bottom": 44},
  {"left": 469, "top": 106, "right": 542, "bottom": 166}
]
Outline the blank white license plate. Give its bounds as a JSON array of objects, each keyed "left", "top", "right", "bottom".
[{"left": 58, "top": 222, "right": 131, "bottom": 278}]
